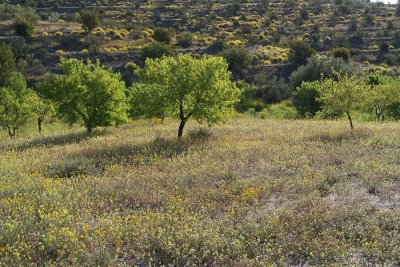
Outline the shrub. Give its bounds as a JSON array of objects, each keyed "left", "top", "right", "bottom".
[
  {"left": 0, "top": 44, "right": 16, "bottom": 86},
  {"left": 79, "top": 10, "right": 100, "bottom": 32},
  {"left": 12, "top": 5, "right": 38, "bottom": 38},
  {"left": 140, "top": 43, "right": 173, "bottom": 61},
  {"left": 220, "top": 47, "right": 251, "bottom": 77},
  {"left": 288, "top": 39, "right": 316, "bottom": 65},
  {"left": 125, "top": 62, "right": 138, "bottom": 74},
  {"left": 13, "top": 18, "right": 35, "bottom": 38},
  {"left": 177, "top": 32, "right": 193, "bottom": 48},
  {"left": 153, "top": 28, "right": 172, "bottom": 44},
  {"left": 56, "top": 50, "right": 66, "bottom": 56},
  {"left": 290, "top": 55, "right": 355, "bottom": 89},
  {"left": 209, "top": 39, "right": 228, "bottom": 51},
  {"left": 380, "top": 43, "right": 390, "bottom": 53},
  {"left": 329, "top": 47, "right": 351, "bottom": 62},
  {"left": 293, "top": 81, "right": 322, "bottom": 117},
  {"left": 259, "top": 100, "right": 299, "bottom": 120}
]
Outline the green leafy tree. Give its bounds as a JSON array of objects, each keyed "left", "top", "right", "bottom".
[
  {"left": 293, "top": 81, "right": 321, "bottom": 117},
  {"left": 131, "top": 54, "right": 242, "bottom": 138},
  {"left": 220, "top": 47, "right": 251, "bottom": 78},
  {"left": 79, "top": 10, "right": 100, "bottom": 32},
  {"left": 153, "top": 28, "right": 172, "bottom": 44},
  {"left": 140, "top": 43, "right": 173, "bottom": 62},
  {"left": 288, "top": 39, "right": 316, "bottom": 65},
  {"left": 365, "top": 74, "right": 400, "bottom": 121},
  {"left": 33, "top": 96, "right": 55, "bottom": 133},
  {"left": 329, "top": 47, "right": 351, "bottom": 62},
  {"left": 38, "top": 58, "right": 129, "bottom": 133},
  {"left": 12, "top": 5, "right": 39, "bottom": 38},
  {"left": 0, "top": 44, "right": 16, "bottom": 86},
  {"left": 0, "top": 72, "right": 36, "bottom": 137},
  {"left": 316, "top": 74, "right": 366, "bottom": 130}
]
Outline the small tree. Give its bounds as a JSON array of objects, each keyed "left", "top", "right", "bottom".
[
  {"left": 316, "top": 74, "right": 365, "bottom": 130},
  {"left": 288, "top": 39, "right": 316, "bottom": 65},
  {"left": 79, "top": 10, "right": 100, "bottom": 32},
  {"left": 0, "top": 44, "right": 16, "bottom": 86},
  {"left": 220, "top": 47, "right": 251, "bottom": 78},
  {"left": 329, "top": 47, "right": 351, "bottom": 62},
  {"left": 33, "top": 96, "right": 55, "bottom": 133},
  {"left": 12, "top": 5, "right": 38, "bottom": 38},
  {"left": 13, "top": 17, "right": 35, "bottom": 38},
  {"left": 365, "top": 74, "right": 400, "bottom": 122},
  {"left": 38, "top": 58, "right": 129, "bottom": 133},
  {"left": 153, "top": 28, "right": 172, "bottom": 44},
  {"left": 140, "top": 43, "right": 173, "bottom": 62},
  {"left": 293, "top": 81, "right": 322, "bottom": 117},
  {"left": 177, "top": 32, "right": 193, "bottom": 48},
  {"left": 131, "top": 54, "right": 242, "bottom": 138},
  {"left": 0, "top": 72, "right": 36, "bottom": 137}
]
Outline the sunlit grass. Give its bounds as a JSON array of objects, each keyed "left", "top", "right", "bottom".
[{"left": 0, "top": 118, "right": 399, "bottom": 265}]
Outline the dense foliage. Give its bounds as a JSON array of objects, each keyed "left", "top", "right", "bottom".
[
  {"left": 39, "top": 59, "right": 128, "bottom": 133},
  {"left": 131, "top": 54, "right": 241, "bottom": 137}
]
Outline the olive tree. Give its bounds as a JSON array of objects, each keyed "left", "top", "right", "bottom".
[
  {"left": 39, "top": 58, "right": 129, "bottom": 133},
  {"left": 131, "top": 54, "right": 242, "bottom": 138},
  {"left": 0, "top": 72, "right": 36, "bottom": 137},
  {"left": 316, "top": 74, "right": 366, "bottom": 130}
]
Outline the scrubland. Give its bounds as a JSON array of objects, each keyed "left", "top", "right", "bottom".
[{"left": 0, "top": 118, "right": 399, "bottom": 266}]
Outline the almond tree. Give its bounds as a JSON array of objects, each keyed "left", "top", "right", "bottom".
[{"left": 131, "top": 54, "right": 242, "bottom": 138}]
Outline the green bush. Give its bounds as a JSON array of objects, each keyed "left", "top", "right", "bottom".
[
  {"left": 290, "top": 55, "right": 355, "bottom": 89},
  {"left": 153, "top": 28, "right": 172, "bottom": 44},
  {"left": 13, "top": 18, "right": 35, "bottom": 38},
  {"left": 292, "top": 81, "right": 322, "bottom": 117},
  {"left": 329, "top": 47, "right": 351, "bottom": 62},
  {"left": 0, "top": 44, "right": 16, "bottom": 86},
  {"left": 221, "top": 47, "right": 251, "bottom": 77},
  {"left": 209, "top": 39, "right": 228, "bottom": 51},
  {"left": 140, "top": 43, "right": 173, "bottom": 61},
  {"left": 177, "top": 33, "right": 193, "bottom": 48},
  {"left": 79, "top": 10, "right": 100, "bottom": 32},
  {"left": 259, "top": 100, "right": 299, "bottom": 120},
  {"left": 125, "top": 62, "right": 139, "bottom": 74},
  {"left": 288, "top": 39, "right": 316, "bottom": 65}
]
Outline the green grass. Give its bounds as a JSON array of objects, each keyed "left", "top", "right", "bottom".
[{"left": 0, "top": 118, "right": 399, "bottom": 266}]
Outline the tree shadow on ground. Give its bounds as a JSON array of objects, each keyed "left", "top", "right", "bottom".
[
  {"left": 1, "top": 129, "right": 108, "bottom": 151},
  {"left": 45, "top": 128, "right": 213, "bottom": 178}
]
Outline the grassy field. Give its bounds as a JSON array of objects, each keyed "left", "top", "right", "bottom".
[{"left": 0, "top": 118, "right": 399, "bottom": 266}]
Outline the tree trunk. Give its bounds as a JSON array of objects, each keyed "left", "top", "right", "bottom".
[
  {"left": 38, "top": 116, "right": 44, "bottom": 133},
  {"left": 375, "top": 108, "right": 381, "bottom": 122},
  {"left": 345, "top": 111, "right": 353, "bottom": 130},
  {"left": 8, "top": 128, "right": 15, "bottom": 138},
  {"left": 178, "top": 120, "right": 186, "bottom": 139},
  {"left": 177, "top": 102, "right": 192, "bottom": 139}
]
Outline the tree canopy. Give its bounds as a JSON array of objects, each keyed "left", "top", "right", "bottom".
[
  {"left": 0, "top": 72, "right": 37, "bottom": 137},
  {"left": 39, "top": 58, "right": 129, "bottom": 133},
  {"left": 130, "top": 54, "right": 242, "bottom": 138},
  {"left": 315, "top": 74, "right": 366, "bottom": 130}
]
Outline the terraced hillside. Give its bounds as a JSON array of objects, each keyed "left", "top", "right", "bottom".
[{"left": 1, "top": 0, "right": 400, "bottom": 84}]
